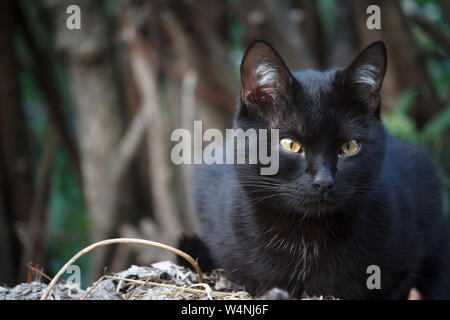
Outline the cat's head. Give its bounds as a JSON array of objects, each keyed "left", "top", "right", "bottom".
[{"left": 235, "top": 40, "right": 387, "bottom": 216}]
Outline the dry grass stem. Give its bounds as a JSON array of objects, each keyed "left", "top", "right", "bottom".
[{"left": 41, "top": 238, "right": 204, "bottom": 300}]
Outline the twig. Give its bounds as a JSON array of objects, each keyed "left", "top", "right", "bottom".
[
  {"left": 26, "top": 263, "right": 53, "bottom": 283},
  {"left": 126, "top": 275, "right": 153, "bottom": 300},
  {"left": 81, "top": 275, "right": 107, "bottom": 300},
  {"left": 92, "top": 275, "right": 249, "bottom": 299},
  {"left": 41, "top": 238, "right": 204, "bottom": 300}
]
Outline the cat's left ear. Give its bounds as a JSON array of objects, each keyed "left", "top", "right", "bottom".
[
  {"left": 342, "top": 40, "right": 387, "bottom": 112},
  {"left": 240, "top": 40, "right": 293, "bottom": 112}
]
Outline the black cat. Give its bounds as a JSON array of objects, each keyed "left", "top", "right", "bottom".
[{"left": 186, "top": 40, "right": 450, "bottom": 299}]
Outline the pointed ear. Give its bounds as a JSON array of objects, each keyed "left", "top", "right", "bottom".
[
  {"left": 240, "top": 40, "right": 293, "bottom": 112},
  {"left": 342, "top": 40, "right": 387, "bottom": 111}
]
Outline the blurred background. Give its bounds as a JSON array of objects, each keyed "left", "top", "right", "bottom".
[{"left": 0, "top": 0, "right": 449, "bottom": 287}]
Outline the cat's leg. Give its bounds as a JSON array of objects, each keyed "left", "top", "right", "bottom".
[{"left": 176, "top": 234, "right": 218, "bottom": 272}]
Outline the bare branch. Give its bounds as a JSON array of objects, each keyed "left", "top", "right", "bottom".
[
  {"left": 110, "top": 104, "right": 149, "bottom": 183},
  {"left": 122, "top": 9, "right": 181, "bottom": 240},
  {"left": 179, "top": 70, "right": 198, "bottom": 233}
]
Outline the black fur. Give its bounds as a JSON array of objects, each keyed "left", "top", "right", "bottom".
[
  {"left": 176, "top": 234, "right": 217, "bottom": 272},
  {"left": 190, "top": 40, "right": 450, "bottom": 299}
]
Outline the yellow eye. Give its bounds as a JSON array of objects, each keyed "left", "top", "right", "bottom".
[
  {"left": 280, "top": 138, "right": 302, "bottom": 153},
  {"left": 340, "top": 140, "right": 360, "bottom": 155}
]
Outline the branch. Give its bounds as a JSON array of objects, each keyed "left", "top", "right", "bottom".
[
  {"left": 160, "top": 10, "right": 236, "bottom": 112},
  {"left": 41, "top": 238, "right": 204, "bottom": 300},
  {"left": 122, "top": 9, "right": 181, "bottom": 237},
  {"left": 179, "top": 70, "right": 198, "bottom": 233},
  {"left": 110, "top": 103, "right": 149, "bottom": 183}
]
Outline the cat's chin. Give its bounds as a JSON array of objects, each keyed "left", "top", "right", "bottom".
[{"left": 301, "top": 200, "right": 339, "bottom": 215}]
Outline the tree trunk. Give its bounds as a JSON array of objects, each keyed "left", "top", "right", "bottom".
[
  {"left": 49, "top": 0, "right": 127, "bottom": 280},
  {"left": 350, "top": 0, "right": 443, "bottom": 123},
  {"left": 328, "top": 0, "right": 359, "bottom": 67},
  {"left": 0, "top": 182, "right": 15, "bottom": 286},
  {"left": 292, "top": 0, "right": 327, "bottom": 68},
  {"left": 0, "top": 0, "right": 34, "bottom": 284}
]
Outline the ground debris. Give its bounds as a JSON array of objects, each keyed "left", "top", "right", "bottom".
[
  {"left": 1, "top": 261, "right": 337, "bottom": 300},
  {"left": 85, "top": 261, "right": 251, "bottom": 300},
  {"left": 0, "top": 281, "right": 85, "bottom": 300},
  {"left": 0, "top": 261, "right": 251, "bottom": 300}
]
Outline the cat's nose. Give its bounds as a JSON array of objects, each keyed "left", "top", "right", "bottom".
[{"left": 312, "top": 175, "right": 334, "bottom": 193}]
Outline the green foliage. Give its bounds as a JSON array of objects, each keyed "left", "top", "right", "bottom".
[
  {"left": 228, "top": 3, "right": 246, "bottom": 76},
  {"left": 383, "top": 91, "right": 450, "bottom": 217},
  {"left": 384, "top": 94, "right": 450, "bottom": 157},
  {"left": 316, "top": 0, "right": 337, "bottom": 43},
  {"left": 382, "top": 90, "right": 419, "bottom": 142},
  {"left": 420, "top": 105, "right": 450, "bottom": 145},
  {"left": 427, "top": 59, "right": 450, "bottom": 100},
  {"left": 47, "top": 147, "right": 90, "bottom": 287}
]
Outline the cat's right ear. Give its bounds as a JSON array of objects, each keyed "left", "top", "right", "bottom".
[
  {"left": 240, "top": 40, "right": 293, "bottom": 113},
  {"left": 342, "top": 40, "right": 387, "bottom": 113}
]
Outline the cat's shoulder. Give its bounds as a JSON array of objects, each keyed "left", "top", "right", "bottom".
[
  {"left": 386, "top": 134, "right": 435, "bottom": 163},
  {"left": 385, "top": 133, "right": 443, "bottom": 182},
  {"left": 194, "top": 163, "right": 233, "bottom": 182},
  {"left": 193, "top": 163, "right": 236, "bottom": 199}
]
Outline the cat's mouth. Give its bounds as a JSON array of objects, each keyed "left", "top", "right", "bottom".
[{"left": 302, "top": 199, "right": 337, "bottom": 211}]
